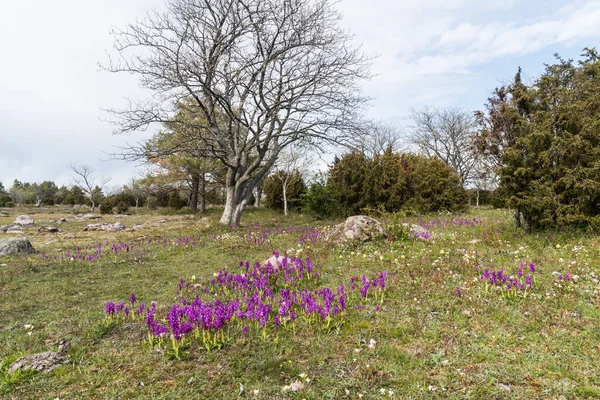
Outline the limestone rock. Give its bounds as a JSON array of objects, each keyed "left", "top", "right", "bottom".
[
  {"left": 38, "top": 226, "right": 63, "bottom": 234},
  {"left": 0, "top": 211, "right": 9, "bottom": 217},
  {"left": 8, "top": 340, "right": 70, "bottom": 374},
  {"left": 263, "top": 254, "right": 290, "bottom": 267},
  {"left": 7, "top": 226, "right": 25, "bottom": 234},
  {"left": 402, "top": 223, "right": 431, "bottom": 239},
  {"left": 0, "top": 224, "right": 11, "bottom": 233},
  {"left": 83, "top": 222, "right": 125, "bottom": 232},
  {"left": 326, "top": 216, "right": 385, "bottom": 245},
  {"left": 78, "top": 214, "right": 102, "bottom": 221},
  {"left": 0, "top": 238, "right": 36, "bottom": 256},
  {"left": 14, "top": 215, "right": 35, "bottom": 226}
]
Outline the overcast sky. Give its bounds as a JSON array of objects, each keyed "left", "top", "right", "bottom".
[{"left": 1, "top": 0, "right": 599, "bottom": 190}]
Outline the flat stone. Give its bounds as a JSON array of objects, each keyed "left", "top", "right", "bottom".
[
  {"left": 8, "top": 340, "right": 70, "bottom": 374},
  {"left": 0, "top": 224, "right": 11, "bottom": 233},
  {"left": 0, "top": 238, "right": 36, "bottom": 256},
  {"left": 78, "top": 214, "right": 102, "bottom": 221},
  {"left": 83, "top": 222, "right": 125, "bottom": 232},
  {"left": 38, "top": 226, "right": 63, "bottom": 234},
  {"left": 6, "top": 227, "right": 25, "bottom": 234}
]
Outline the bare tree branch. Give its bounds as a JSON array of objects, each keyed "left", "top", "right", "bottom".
[
  {"left": 408, "top": 106, "right": 479, "bottom": 186},
  {"left": 102, "top": 0, "right": 371, "bottom": 225},
  {"left": 70, "top": 164, "right": 111, "bottom": 212}
]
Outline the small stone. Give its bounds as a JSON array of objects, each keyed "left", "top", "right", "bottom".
[
  {"left": 498, "top": 383, "right": 511, "bottom": 392},
  {"left": 462, "top": 310, "right": 472, "bottom": 317},
  {"left": 38, "top": 226, "right": 63, "bottom": 234},
  {"left": 289, "top": 380, "right": 305, "bottom": 392}
]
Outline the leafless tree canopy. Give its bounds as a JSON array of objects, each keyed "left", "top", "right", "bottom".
[
  {"left": 353, "top": 121, "right": 405, "bottom": 157},
  {"left": 408, "top": 107, "right": 479, "bottom": 186},
  {"left": 103, "top": 0, "right": 371, "bottom": 224},
  {"left": 70, "top": 164, "right": 111, "bottom": 212}
]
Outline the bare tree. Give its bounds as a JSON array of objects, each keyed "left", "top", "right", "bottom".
[
  {"left": 103, "top": 0, "right": 370, "bottom": 225},
  {"left": 125, "top": 176, "right": 145, "bottom": 209},
  {"left": 471, "top": 162, "right": 498, "bottom": 207},
  {"left": 70, "top": 164, "right": 111, "bottom": 212},
  {"left": 354, "top": 121, "right": 405, "bottom": 157},
  {"left": 272, "top": 142, "right": 314, "bottom": 216},
  {"left": 409, "top": 107, "right": 479, "bottom": 186}
]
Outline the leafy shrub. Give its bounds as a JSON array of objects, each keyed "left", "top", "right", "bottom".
[
  {"left": 99, "top": 197, "right": 117, "bottom": 214},
  {"left": 168, "top": 192, "right": 187, "bottom": 210},
  {"left": 385, "top": 212, "right": 410, "bottom": 241},
  {"left": 302, "top": 173, "right": 341, "bottom": 219},
  {"left": 0, "top": 194, "right": 12, "bottom": 207}
]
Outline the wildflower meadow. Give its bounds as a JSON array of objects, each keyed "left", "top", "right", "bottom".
[{"left": 2, "top": 207, "right": 600, "bottom": 398}]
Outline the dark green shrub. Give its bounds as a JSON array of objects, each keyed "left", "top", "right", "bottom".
[
  {"left": 168, "top": 192, "right": 187, "bottom": 210},
  {"left": 302, "top": 173, "right": 341, "bottom": 219}
]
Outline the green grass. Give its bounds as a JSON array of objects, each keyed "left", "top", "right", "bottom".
[{"left": 1, "top": 206, "right": 600, "bottom": 398}]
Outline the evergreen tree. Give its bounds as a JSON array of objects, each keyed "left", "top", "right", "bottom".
[{"left": 476, "top": 48, "right": 600, "bottom": 231}]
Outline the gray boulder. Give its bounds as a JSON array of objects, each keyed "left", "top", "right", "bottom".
[
  {"left": 8, "top": 340, "right": 70, "bottom": 374},
  {"left": 14, "top": 215, "right": 35, "bottom": 226},
  {"left": 0, "top": 238, "right": 36, "bottom": 256},
  {"left": 0, "top": 211, "right": 8, "bottom": 217},
  {"left": 327, "top": 215, "right": 385, "bottom": 245},
  {"left": 0, "top": 224, "right": 11, "bottom": 233}
]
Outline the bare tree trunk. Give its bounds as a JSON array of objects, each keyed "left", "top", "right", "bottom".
[
  {"left": 523, "top": 212, "right": 532, "bottom": 234},
  {"left": 199, "top": 173, "right": 206, "bottom": 214},
  {"left": 254, "top": 185, "right": 263, "bottom": 207},
  {"left": 475, "top": 189, "right": 480, "bottom": 207},
  {"left": 135, "top": 197, "right": 139, "bottom": 208},
  {"left": 219, "top": 169, "right": 260, "bottom": 225},
  {"left": 514, "top": 207, "right": 521, "bottom": 229},
  {"left": 220, "top": 187, "right": 250, "bottom": 225},
  {"left": 283, "top": 177, "right": 289, "bottom": 216},
  {"left": 90, "top": 200, "right": 95, "bottom": 213},
  {"left": 189, "top": 174, "right": 199, "bottom": 212}
]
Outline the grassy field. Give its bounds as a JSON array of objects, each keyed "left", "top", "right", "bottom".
[{"left": 1, "top": 206, "right": 600, "bottom": 399}]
